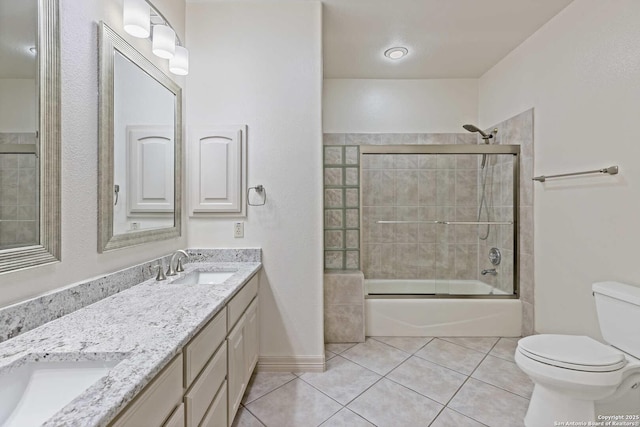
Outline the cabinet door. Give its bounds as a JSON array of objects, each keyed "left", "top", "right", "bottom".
[
  {"left": 199, "top": 382, "right": 227, "bottom": 427},
  {"left": 111, "top": 354, "right": 183, "bottom": 427},
  {"left": 188, "top": 126, "right": 246, "bottom": 217},
  {"left": 244, "top": 298, "right": 259, "bottom": 379},
  {"left": 227, "top": 314, "right": 246, "bottom": 426}
]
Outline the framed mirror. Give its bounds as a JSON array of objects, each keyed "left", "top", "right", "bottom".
[
  {"left": 0, "top": 0, "right": 61, "bottom": 273},
  {"left": 98, "top": 22, "right": 182, "bottom": 252}
]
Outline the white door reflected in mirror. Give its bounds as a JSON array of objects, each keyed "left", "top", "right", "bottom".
[{"left": 113, "top": 52, "right": 175, "bottom": 234}]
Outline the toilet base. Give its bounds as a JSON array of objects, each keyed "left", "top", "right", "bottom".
[{"left": 525, "top": 384, "right": 595, "bottom": 427}]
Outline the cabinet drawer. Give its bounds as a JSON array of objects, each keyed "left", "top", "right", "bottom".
[
  {"left": 164, "top": 403, "right": 185, "bottom": 427},
  {"left": 184, "top": 307, "right": 227, "bottom": 388},
  {"left": 185, "top": 341, "right": 227, "bottom": 427},
  {"left": 228, "top": 274, "right": 258, "bottom": 330},
  {"left": 199, "top": 381, "right": 227, "bottom": 427},
  {"left": 111, "top": 354, "right": 183, "bottom": 427}
]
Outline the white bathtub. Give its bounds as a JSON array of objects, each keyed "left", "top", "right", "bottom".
[{"left": 365, "top": 279, "right": 522, "bottom": 337}]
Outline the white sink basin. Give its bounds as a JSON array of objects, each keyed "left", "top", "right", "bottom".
[
  {"left": 171, "top": 270, "right": 236, "bottom": 285},
  {"left": 0, "top": 360, "right": 120, "bottom": 427}
]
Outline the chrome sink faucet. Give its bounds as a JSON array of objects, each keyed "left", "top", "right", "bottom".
[
  {"left": 167, "top": 249, "right": 189, "bottom": 276},
  {"left": 481, "top": 268, "right": 497, "bottom": 276}
]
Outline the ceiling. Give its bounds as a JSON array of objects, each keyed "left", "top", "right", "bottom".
[
  {"left": 322, "top": 0, "right": 575, "bottom": 79},
  {"left": 0, "top": 0, "right": 37, "bottom": 79}
]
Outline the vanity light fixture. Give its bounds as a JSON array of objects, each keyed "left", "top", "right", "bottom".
[
  {"left": 123, "top": 0, "right": 150, "bottom": 38},
  {"left": 384, "top": 47, "right": 408, "bottom": 60},
  {"left": 169, "top": 45, "right": 189, "bottom": 75},
  {"left": 121, "top": 0, "right": 189, "bottom": 75},
  {"left": 152, "top": 25, "right": 176, "bottom": 59}
]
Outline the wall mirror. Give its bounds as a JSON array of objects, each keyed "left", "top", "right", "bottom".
[
  {"left": 98, "top": 22, "right": 181, "bottom": 252},
  {"left": 0, "top": 0, "right": 61, "bottom": 273}
]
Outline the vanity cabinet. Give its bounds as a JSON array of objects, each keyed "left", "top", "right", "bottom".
[
  {"left": 108, "top": 273, "right": 259, "bottom": 427},
  {"left": 227, "top": 278, "right": 259, "bottom": 426}
]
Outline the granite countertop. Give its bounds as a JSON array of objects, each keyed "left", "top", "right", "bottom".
[{"left": 0, "top": 261, "right": 262, "bottom": 427}]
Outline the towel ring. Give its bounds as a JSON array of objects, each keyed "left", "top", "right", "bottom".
[{"left": 247, "top": 185, "right": 266, "bottom": 206}]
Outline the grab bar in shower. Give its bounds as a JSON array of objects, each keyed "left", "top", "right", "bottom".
[
  {"left": 375, "top": 220, "right": 513, "bottom": 225},
  {"left": 533, "top": 165, "right": 618, "bottom": 182}
]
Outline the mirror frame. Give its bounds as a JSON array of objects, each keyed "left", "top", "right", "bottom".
[
  {"left": 97, "top": 22, "right": 182, "bottom": 252},
  {"left": 0, "top": 0, "right": 61, "bottom": 274}
]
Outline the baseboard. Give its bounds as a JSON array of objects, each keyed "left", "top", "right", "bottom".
[{"left": 257, "top": 355, "right": 325, "bottom": 373}]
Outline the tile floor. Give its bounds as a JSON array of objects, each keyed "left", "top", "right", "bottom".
[{"left": 233, "top": 336, "right": 532, "bottom": 427}]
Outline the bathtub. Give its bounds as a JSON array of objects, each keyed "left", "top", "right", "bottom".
[{"left": 365, "top": 279, "right": 522, "bottom": 337}]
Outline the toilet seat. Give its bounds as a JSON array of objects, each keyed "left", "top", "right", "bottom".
[{"left": 518, "top": 334, "right": 627, "bottom": 372}]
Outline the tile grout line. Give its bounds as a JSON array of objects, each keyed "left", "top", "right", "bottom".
[
  {"left": 241, "top": 373, "right": 299, "bottom": 406},
  {"left": 436, "top": 338, "right": 505, "bottom": 427}
]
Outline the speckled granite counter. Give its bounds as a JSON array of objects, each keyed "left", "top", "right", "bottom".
[{"left": 0, "top": 260, "right": 262, "bottom": 427}]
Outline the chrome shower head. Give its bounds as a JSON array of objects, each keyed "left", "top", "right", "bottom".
[{"left": 463, "top": 124, "right": 493, "bottom": 140}]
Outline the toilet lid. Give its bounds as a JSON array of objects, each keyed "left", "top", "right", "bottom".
[{"left": 518, "top": 335, "right": 627, "bottom": 372}]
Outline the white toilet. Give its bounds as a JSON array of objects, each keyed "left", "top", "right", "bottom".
[{"left": 515, "top": 281, "right": 640, "bottom": 426}]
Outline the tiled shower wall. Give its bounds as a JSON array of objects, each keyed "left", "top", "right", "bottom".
[
  {"left": 0, "top": 133, "right": 39, "bottom": 250},
  {"left": 361, "top": 152, "right": 480, "bottom": 280},
  {"left": 323, "top": 113, "right": 534, "bottom": 336},
  {"left": 323, "top": 133, "right": 477, "bottom": 272},
  {"left": 477, "top": 154, "right": 516, "bottom": 295},
  {"left": 483, "top": 110, "right": 534, "bottom": 335}
]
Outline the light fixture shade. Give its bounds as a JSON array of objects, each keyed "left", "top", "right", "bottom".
[
  {"left": 169, "top": 46, "right": 189, "bottom": 75},
  {"left": 123, "top": 0, "right": 150, "bottom": 38},
  {"left": 152, "top": 25, "right": 176, "bottom": 59}
]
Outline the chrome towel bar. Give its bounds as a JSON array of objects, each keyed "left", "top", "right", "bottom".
[{"left": 533, "top": 165, "right": 618, "bottom": 182}]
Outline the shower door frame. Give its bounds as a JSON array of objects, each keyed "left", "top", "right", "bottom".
[{"left": 359, "top": 144, "right": 521, "bottom": 300}]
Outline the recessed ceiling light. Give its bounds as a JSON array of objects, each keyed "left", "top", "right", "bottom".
[{"left": 384, "top": 47, "right": 408, "bottom": 60}]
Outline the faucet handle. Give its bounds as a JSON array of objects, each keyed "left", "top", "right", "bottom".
[
  {"left": 155, "top": 264, "right": 167, "bottom": 281},
  {"left": 176, "top": 258, "right": 185, "bottom": 272},
  {"left": 166, "top": 263, "right": 177, "bottom": 277}
]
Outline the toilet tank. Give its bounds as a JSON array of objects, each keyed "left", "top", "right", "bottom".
[{"left": 593, "top": 281, "right": 640, "bottom": 358}]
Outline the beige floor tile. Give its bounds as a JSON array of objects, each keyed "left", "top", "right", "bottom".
[
  {"left": 341, "top": 338, "right": 409, "bottom": 375},
  {"left": 325, "top": 350, "right": 336, "bottom": 361},
  {"left": 241, "top": 372, "right": 297, "bottom": 404},
  {"left": 471, "top": 355, "right": 534, "bottom": 398},
  {"left": 449, "top": 378, "right": 528, "bottom": 427},
  {"left": 319, "top": 408, "right": 375, "bottom": 427},
  {"left": 246, "top": 379, "right": 342, "bottom": 427},
  {"left": 300, "top": 356, "right": 381, "bottom": 405},
  {"left": 370, "top": 336, "right": 433, "bottom": 354},
  {"left": 430, "top": 408, "right": 486, "bottom": 427},
  {"left": 325, "top": 343, "right": 357, "bottom": 354},
  {"left": 387, "top": 356, "right": 467, "bottom": 404},
  {"left": 489, "top": 337, "right": 518, "bottom": 362},
  {"left": 231, "top": 407, "right": 265, "bottom": 427},
  {"left": 415, "top": 339, "right": 485, "bottom": 375},
  {"left": 439, "top": 337, "right": 499, "bottom": 353},
  {"left": 347, "top": 378, "right": 443, "bottom": 427}
]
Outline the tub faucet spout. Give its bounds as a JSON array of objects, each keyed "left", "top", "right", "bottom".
[{"left": 481, "top": 268, "right": 497, "bottom": 276}]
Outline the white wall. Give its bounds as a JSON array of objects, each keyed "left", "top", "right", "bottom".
[
  {"left": 479, "top": 0, "right": 640, "bottom": 339},
  {"left": 186, "top": 2, "right": 324, "bottom": 360},
  {"left": 0, "top": 79, "right": 36, "bottom": 132},
  {"left": 323, "top": 78, "right": 478, "bottom": 133},
  {"left": 0, "top": 0, "right": 187, "bottom": 307}
]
